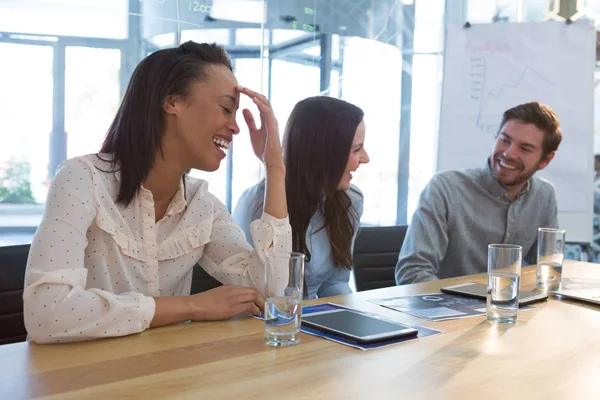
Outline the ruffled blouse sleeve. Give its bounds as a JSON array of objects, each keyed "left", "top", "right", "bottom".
[{"left": 198, "top": 194, "right": 292, "bottom": 294}]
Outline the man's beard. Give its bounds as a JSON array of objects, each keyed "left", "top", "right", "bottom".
[{"left": 492, "top": 156, "right": 541, "bottom": 188}]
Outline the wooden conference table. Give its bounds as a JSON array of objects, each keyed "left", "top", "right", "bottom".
[{"left": 1, "top": 260, "right": 600, "bottom": 400}]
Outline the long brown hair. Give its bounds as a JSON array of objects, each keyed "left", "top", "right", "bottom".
[
  {"left": 100, "top": 41, "right": 232, "bottom": 206},
  {"left": 284, "top": 96, "right": 364, "bottom": 269}
]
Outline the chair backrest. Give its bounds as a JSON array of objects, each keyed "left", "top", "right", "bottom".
[
  {"left": 0, "top": 244, "right": 30, "bottom": 345},
  {"left": 352, "top": 225, "right": 408, "bottom": 292},
  {"left": 190, "top": 264, "right": 223, "bottom": 294}
]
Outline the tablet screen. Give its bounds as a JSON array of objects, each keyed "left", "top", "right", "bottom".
[
  {"left": 302, "top": 309, "right": 415, "bottom": 339},
  {"left": 441, "top": 282, "right": 548, "bottom": 305}
]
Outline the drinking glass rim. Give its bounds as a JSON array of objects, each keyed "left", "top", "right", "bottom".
[
  {"left": 265, "top": 251, "right": 306, "bottom": 259},
  {"left": 488, "top": 244, "right": 522, "bottom": 250},
  {"left": 538, "top": 227, "right": 566, "bottom": 234}
]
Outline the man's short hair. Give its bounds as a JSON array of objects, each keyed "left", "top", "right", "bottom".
[{"left": 499, "top": 102, "right": 562, "bottom": 159}]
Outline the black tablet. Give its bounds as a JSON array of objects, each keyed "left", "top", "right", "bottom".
[
  {"left": 301, "top": 309, "right": 418, "bottom": 344},
  {"left": 440, "top": 282, "right": 548, "bottom": 305}
]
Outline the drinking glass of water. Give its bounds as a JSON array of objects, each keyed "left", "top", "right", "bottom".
[
  {"left": 264, "top": 252, "right": 305, "bottom": 347},
  {"left": 487, "top": 244, "right": 522, "bottom": 324},
  {"left": 536, "top": 228, "right": 566, "bottom": 292}
]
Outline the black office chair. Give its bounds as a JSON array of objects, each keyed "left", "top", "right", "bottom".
[
  {"left": 0, "top": 244, "right": 30, "bottom": 345},
  {"left": 190, "top": 264, "right": 223, "bottom": 294},
  {"left": 352, "top": 225, "right": 408, "bottom": 292}
]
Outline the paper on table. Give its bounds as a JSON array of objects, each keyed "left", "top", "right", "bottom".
[
  {"left": 555, "top": 277, "right": 600, "bottom": 305},
  {"left": 371, "top": 293, "right": 534, "bottom": 322}
]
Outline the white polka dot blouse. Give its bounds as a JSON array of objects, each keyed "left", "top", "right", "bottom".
[{"left": 23, "top": 154, "right": 292, "bottom": 343}]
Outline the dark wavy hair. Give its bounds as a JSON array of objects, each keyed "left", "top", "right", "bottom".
[
  {"left": 284, "top": 96, "right": 364, "bottom": 269},
  {"left": 100, "top": 41, "right": 232, "bottom": 205}
]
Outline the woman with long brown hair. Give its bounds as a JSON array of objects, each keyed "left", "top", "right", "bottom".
[{"left": 234, "top": 96, "right": 370, "bottom": 299}]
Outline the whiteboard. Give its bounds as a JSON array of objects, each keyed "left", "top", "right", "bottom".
[{"left": 438, "top": 21, "right": 595, "bottom": 244}]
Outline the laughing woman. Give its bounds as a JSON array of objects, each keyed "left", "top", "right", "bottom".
[
  {"left": 233, "top": 96, "right": 370, "bottom": 299},
  {"left": 23, "top": 41, "right": 291, "bottom": 343}
]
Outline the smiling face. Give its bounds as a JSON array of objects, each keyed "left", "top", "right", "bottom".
[
  {"left": 490, "top": 119, "right": 554, "bottom": 195},
  {"left": 337, "top": 120, "right": 370, "bottom": 191},
  {"left": 163, "top": 64, "right": 240, "bottom": 172}
]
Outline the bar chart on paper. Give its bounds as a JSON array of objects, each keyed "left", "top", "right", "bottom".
[{"left": 438, "top": 21, "right": 596, "bottom": 243}]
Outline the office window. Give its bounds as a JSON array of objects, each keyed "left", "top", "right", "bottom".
[
  {"left": 0, "top": 43, "right": 53, "bottom": 243},
  {"left": 0, "top": 0, "right": 447, "bottom": 245},
  {"left": 66, "top": 47, "right": 121, "bottom": 158},
  {"left": 407, "top": 54, "right": 443, "bottom": 220},
  {"left": 339, "top": 37, "right": 401, "bottom": 226},
  {"left": 0, "top": 0, "right": 128, "bottom": 39},
  {"left": 235, "top": 29, "right": 267, "bottom": 46},
  {"left": 0, "top": 43, "right": 53, "bottom": 204},
  {"left": 270, "top": 59, "right": 320, "bottom": 130},
  {"left": 231, "top": 58, "right": 266, "bottom": 208},
  {"left": 466, "top": 0, "right": 554, "bottom": 23}
]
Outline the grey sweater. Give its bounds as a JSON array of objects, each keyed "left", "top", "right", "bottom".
[{"left": 395, "top": 161, "right": 558, "bottom": 285}]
